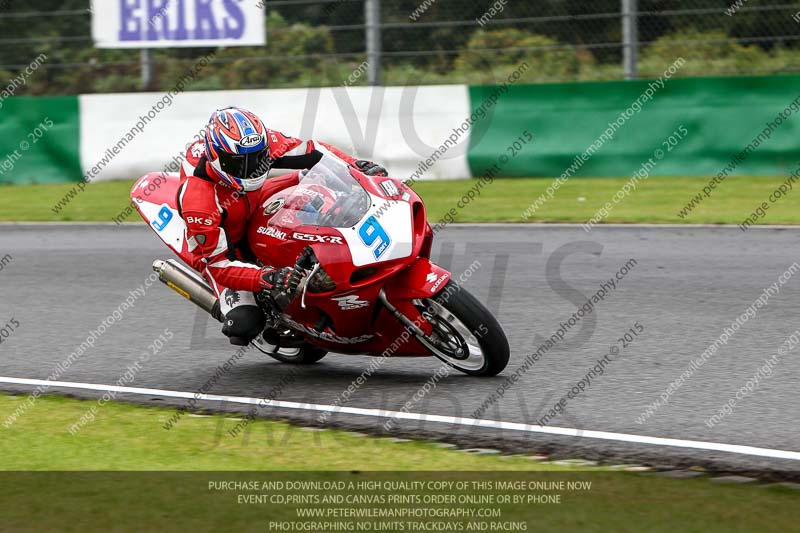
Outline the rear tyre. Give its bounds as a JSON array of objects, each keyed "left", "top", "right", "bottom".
[
  {"left": 417, "top": 281, "right": 509, "bottom": 376},
  {"left": 251, "top": 331, "right": 328, "bottom": 364},
  {"left": 266, "top": 346, "right": 328, "bottom": 365}
]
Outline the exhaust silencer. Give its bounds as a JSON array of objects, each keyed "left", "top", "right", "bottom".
[{"left": 152, "top": 259, "right": 223, "bottom": 322}]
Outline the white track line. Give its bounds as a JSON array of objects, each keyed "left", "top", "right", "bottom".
[{"left": 3, "top": 376, "right": 800, "bottom": 462}]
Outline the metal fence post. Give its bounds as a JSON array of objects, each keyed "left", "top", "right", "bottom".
[
  {"left": 365, "top": 0, "right": 382, "bottom": 86},
  {"left": 622, "top": 0, "right": 638, "bottom": 80},
  {"left": 140, "top": 49, "right": 154, "bottom": 90}
]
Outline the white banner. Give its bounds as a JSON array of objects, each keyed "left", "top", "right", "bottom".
[
  {"left": 79, "top": 86, "right": 472, "bottom": 183},
  {"left": 91, "top": 0, "right": 265, "bottom": 48}
]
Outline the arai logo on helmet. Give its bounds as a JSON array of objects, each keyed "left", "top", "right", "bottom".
[{"left": 240, "top": 134, "right": 263, "bottom": 148}]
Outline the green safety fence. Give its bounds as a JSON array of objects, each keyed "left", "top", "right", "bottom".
[
  {"left": 0, "top": 96, "right": 81, "bottom": 185},
  {"left": 3, "top": 75, "right": 800, "bottom": 185},
  {"left": 468, "top": 74, "right": 800, "bottom": 178}
]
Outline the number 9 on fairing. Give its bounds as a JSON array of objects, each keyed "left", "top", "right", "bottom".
[
  {"left": 358, "top": 216, "right": 391, "bottom": 259},
  {"left": 152, "top": 205, "right": 173, "bottom": 232}
]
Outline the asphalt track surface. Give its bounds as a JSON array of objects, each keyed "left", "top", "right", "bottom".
[{"left": 1, "top": 223, "right": 800, "bottom": 476}]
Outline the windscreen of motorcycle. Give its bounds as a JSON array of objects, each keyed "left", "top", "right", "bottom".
[
  {"left": 273, "top": 154, "right": 371, "bottom": 228},
  {"left": 268, "top": 154, "right": 414, "bottom": 267}
]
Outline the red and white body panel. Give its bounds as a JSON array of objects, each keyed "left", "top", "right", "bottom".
[{"left": 133, "top": 163, "right": 452, "bottom": 358}]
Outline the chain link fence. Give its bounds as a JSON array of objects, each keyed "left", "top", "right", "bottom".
[{"left": 0, "top": 0, "right": 799, "bottom": 95}]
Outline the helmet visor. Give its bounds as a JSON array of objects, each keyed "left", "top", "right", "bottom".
[{"left": 217, "top": 148, "right": 271, "bottom": 181}]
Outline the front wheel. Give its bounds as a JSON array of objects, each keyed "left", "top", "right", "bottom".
[{"left": 416, "top": 281, "right": 509, "bottom": 376}]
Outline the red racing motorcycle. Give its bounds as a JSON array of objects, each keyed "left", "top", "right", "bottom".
[{"left": 132, "top": 154, "right": 509, "bottom": 376}]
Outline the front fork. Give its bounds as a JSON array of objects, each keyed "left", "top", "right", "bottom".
[
  {"left": 378, "top": 289, "right": 431, "bottom": 338},
  {"left": 379, "top": 256, "right": 453, "bottom": 340}
]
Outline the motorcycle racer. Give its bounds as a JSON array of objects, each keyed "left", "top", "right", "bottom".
[{"left": 178, "top": 106, "right": 387, "bottom": 346}]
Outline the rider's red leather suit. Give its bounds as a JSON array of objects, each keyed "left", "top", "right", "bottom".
[{"left": 177, "top": 130, "right": 357, "bottom": 295}]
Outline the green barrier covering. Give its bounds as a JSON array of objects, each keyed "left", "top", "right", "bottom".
[
  {"left": 4, "top": 76, "right": 800, "bottom": 185},
  {"left": 0, "top": 96, "right": 81, "bottom": 185},
  {"left": 468, "top": 75, "right": 800, "bottom": 178}
]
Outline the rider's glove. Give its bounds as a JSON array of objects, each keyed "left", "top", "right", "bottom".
[
  {"left": 354, "top": 160, "right": 388, "bottom": 177},
  {"left": 260, "top": 266, "right": 295, "bottom": 310}
]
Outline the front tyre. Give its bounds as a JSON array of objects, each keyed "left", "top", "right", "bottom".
[{"left": 417, "top": 281, "right": 509, "bottom": 376}]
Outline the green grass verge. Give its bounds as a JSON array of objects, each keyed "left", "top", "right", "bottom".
[
  {"left": 0, "top": 394, "right": 798, "bottom": 532},
  {"left": 1, "top": 176, "right": 798, "bottom": 225},
  {"left": 0, "top": 393, "right": 591, "bottom": 472}
]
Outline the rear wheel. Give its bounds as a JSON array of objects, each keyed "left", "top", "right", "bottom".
[
  {"left": 251, "top": 331, "right": 328, "bottom": 364},
  {"left": 415, "top": 281, "right": 509, "bottom": 376},
  {"left": 265, "top": 346, "right": 328, "bottom": 364}
]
